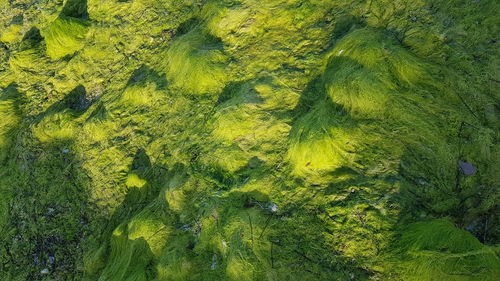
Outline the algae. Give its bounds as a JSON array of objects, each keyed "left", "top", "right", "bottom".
[{"left": 0, "top": 0, "right": 498, "bottom": 280}]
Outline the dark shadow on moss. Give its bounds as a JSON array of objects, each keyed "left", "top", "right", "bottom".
[
  {"left": 19, "top": 27, "right": 43, "bottom": 50},
  {"left": 85, "top": 102, "right": 108, "bottom": 122},
  {"left": 65, "top": 85, "right": 91, "bottom": 111},
  {"left": 0, "top": 83, "right": 23, "bottom": 163},
  {"left": 1, "top": 87, "right": 97, "bottom": 276},
  {"left": 175, "top": 18, "right": 202, "bottom": 38},
  {"left": 216, "top": 79, "right": 266, "bottom": 107},
  {"left": 61, "top": 0, "right": 89, "bottom": 19},
  {"left": 32, "top": 85, "right": 93, "bottom": 124},
  {"left": 290, "top": 76, "right": 325, "bottom": 119},
  {"left": 10, "top": 14, "right": 24, "bottom": 25},
  {"left": 226, "top": 190, "right": 271, "bottom": 209},
  {"left": 126, "top": 65, "right": 168, "bottom": 89},
  {"left": 216, "top": 80, "right": 248, "bottom": 105},
  {"left": 0, "top": 130, "right": 93, "bottom": 280},
  {"left": 97, "top": 227, "right": 156, "bottom": 280},
  {"left": 332, "top": 15, "right": 364, "bottom": 40},
  {"left": 131, "top": 148, "right": 152, "bottom": 171}
]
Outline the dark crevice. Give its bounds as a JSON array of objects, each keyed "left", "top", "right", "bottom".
[
  {"left": 20, "top": 27, "right": 43, "bottom": 50},
  {"left": 126, "top": 65, "right": 168, "bottom": 89},
  {"left": 10, "top": 14, "right": 24, "bottom": 25},
  {"left": 175, "top": 18, "right": 202, "bottom": 37},
  {"left": 64, "top": 85, "right": 91, "bottom": 112},
  {"left": 61, "top": 0, "right": 89, "bottom": 19}
]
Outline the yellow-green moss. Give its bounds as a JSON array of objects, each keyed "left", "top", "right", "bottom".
[{"left": 42, "top": 17, "right": 89, "bottom": 60}]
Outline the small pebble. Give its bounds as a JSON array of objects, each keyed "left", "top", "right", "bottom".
[
  {"left": 458, "top": 161, "right": 477, "bottom": 176},
  {"left": 210, "top": 254, "right": 217, "bottom": 270},
  {"left": 269, "top": 203, "right": 278, "bottom": 213}
]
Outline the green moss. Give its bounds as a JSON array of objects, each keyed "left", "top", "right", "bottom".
[
  {"left": 163, "top": 27, "right": 229, "bottom": 95},
  {"left": 0, "top": 24, "right": 22, "bottom": 43},
  {"left": 0, "top": 85, "right": 21, "bottom": 161},
  {"left": 287, "top": 101, "right": 355, "bottom": 178},
  {"left": 394, "top": 219, "right": 500, "bottom": 281},
  {"left": 42, "top": 16, "right": 89, "bottom": 60},
  {"left": 0, "top": 0, "right": 498, "bottom": 280},
  {"left": 125, "top": 173, "right": 147, "bottom": 188}
]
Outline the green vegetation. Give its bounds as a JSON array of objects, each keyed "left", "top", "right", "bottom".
[
  {"left": 0, "top": 0, "right": 498, "bottom": 280},
  {"left": 394, "top": 219, "right": 499, "bottom": 281},
  {"left": 42, "top": 16, "right": 89, "bottom": 60}
]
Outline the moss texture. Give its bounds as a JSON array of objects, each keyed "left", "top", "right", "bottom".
[{"left": 0, "top": 0, "right": 498, "bottom": 280}]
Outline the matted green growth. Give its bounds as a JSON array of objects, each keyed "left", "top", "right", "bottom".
[
  {"left": 97, "top": 172, "right": 180, "bottom": 280},
  {"left": 9, "top": 47, "right": 49, "bottom": 73},
  {"left": 288, "top": 27, "right": 455, "bottom": 182},
  {"left": 394, "top": 219, "right": 500, "bottom": 281},
  {"left": 163, "top": 27, "right": 230, "bottom": 95},
  {"left": 212, "top": 81, "right": 290, "bottom": 143},
  {"left": 116, "top": 82, "right": 164, "bottom": 108},
  {"left": 98, "top": 223, "right": 156, "bottom": 281},
  {"left": 0, "top": 0, "right": 498, "bottom": 280},
  {"left": 126, "top": 173, "right": 147, "bottom": 188},
  {"left": 0, "top": 85, "right": 21, "bottom": 161},
  {"left": 287, "top": 101, "right": 357, "bottom": 178},
  {"left": 201, "top": 0, "right": 339, "bottom": 84},
  {"left": 0, "top": 24, "right": 22, "bottom": 43},
  {"left": 32, "top": 111, "right": 79, "bottom": 142},
  {"left": 0, "top": 85, "right": 20, "bottom": 234},
  {"left": 155, "top": 241, "right": 199, "bottom": 281},
  {"left": 323, "top": 28, "right": 436, "bottom": 118},
  {"left": 205, "top": 80, "right": 292, "bottom": 173},
  {"left": 324, "top": 56, "right": 391, "bottom": 118},
  {"left": 42, "top": 16, "right": 89, "bottom": 60},
  {"left": 154, "top": 175, "right": 281, "bottom": 280}
]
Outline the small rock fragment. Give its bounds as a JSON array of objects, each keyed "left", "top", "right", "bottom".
[
  {"left": 459, "top": 161, "right": 477, "bottom": 176},
  {"left": 221, "top": 240, "right": 227, "bottom": 253},
  {"left": 269, "top": 202, "right": 278, "bottom": 213},
  {"left": 210, "top": 254, "right": 217, "bottom": 270},
  {"left": 180, "top": 224, "right": 191, "bottom": 231}
]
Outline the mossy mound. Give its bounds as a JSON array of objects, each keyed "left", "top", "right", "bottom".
[
  {"left": 42, "top": 16, "right": 89, "bottom": 60},
  {"left": 164, "top": 27, "right": 229, "bottom": 95},
  {"left": 395, "top": 219, "right": 500, "bottom": 281}
]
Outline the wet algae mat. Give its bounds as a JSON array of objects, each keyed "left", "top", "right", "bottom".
[{"left": 0, "top": 0, "right": 499, "bottom": 280}]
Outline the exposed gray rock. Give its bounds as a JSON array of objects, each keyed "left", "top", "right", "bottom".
[
  {"left": 459, "top": 161, "right": 477, "bottom": 176},
  {"left": 210, "top": 254, "right": 217, "bottom": 270}
]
